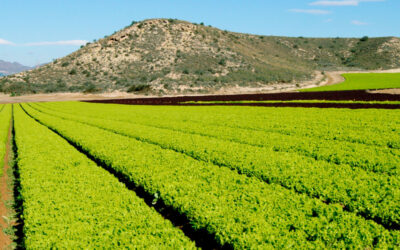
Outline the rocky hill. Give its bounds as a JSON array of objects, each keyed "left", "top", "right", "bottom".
[{"left": 1, "top": 19, "right": 400, "bottom": 95}]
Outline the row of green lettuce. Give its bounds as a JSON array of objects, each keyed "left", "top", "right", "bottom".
[
  {"left": 21, "top": 103, "right": 400, "bottom": 248},
  {"left": 28, "top": 102, "right": 400, "bottom": 229},
  {"left": 13, "top": 105, "right": 195, "bottom": 248},
  {"left": 0, "top": 104, "right": 11, "bottom": 177}
]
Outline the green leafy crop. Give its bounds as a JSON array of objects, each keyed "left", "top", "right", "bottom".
[
  {"left": 303, "top": 73, "right": 400, "bottom": 92},
  {"left": 0, "top": 104, "right": 11, "bottom": 177},
  {"left": 21, "top": 102, "right": 400, "bottom": 248},
  {"left": 13, "top": 105, "right": 194, "bottom": 248}
]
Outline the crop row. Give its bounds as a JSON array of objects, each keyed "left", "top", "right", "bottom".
[
  {"left": 0, "top": 104, "right": 11, "bottom": 176},
  {"left": 21, "top": 103, "right": 400, "bottom": 248},
  {"left": 13, "top": 105, "right": 194, "bottom": 248},
  {"left": 32, "top": 102, "right": 400, "bottom": 175},
  {"left": 27, "top": 103, "right": 400, "bottom": 228},
  {"left": 38, "top": 102, "right": 400, "bottom": 149}
]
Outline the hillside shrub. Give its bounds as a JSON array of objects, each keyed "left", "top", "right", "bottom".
[
  {"left": 127, "top": 84, "right": 151, "bottom": 92},
  {"left": 218, "top": 59, "right": 227, "bottom": 66}
]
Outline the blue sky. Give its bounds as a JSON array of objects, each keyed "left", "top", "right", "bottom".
[{"left": 1, "top": 0, "right": 398, "bottom": 66}]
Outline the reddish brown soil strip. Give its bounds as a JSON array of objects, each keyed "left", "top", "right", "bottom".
[
  {"left": 177, "top": 103, "right": 400, "bottom": 109},
  {"left": 0, "top": 121, "right": 13, "bottom": 249},
  {"left": 85, "top": 90, "right": 400, "bottom": 109},
  {"left": 85, "top": 90, "right": 400, "bottom": 104}
]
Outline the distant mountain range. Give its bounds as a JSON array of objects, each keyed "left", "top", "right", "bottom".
[{"left": 0, "top": 60, "right": 32, "bottom": 75}]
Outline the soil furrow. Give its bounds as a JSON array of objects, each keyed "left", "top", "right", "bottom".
[
  {"left": 0, "top": 116, "right": 13, "bottom": 250},
  {"left": 11, "top": 105, "right": 25, "bottom": 249},
  {"left": 177, "top": 102, "right": 400, "bottom": 109}
]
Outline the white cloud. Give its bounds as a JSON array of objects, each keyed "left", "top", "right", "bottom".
[
  {"left": 289, "top": 9, "right": 331, "bottom": 15},
  {"left": 24, "top": 40, "right": 88, "bottom": 46},
  {"left": 0, "top": 38, "right": 15, "bottom": 45},
  {"left": 351, "top": 20, "right": 368, "bottom": 25},
  {"left": 310, "top": 0, "right": 384, "bottom": 6}
]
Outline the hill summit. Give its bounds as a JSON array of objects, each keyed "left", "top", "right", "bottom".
[{"left": 2, "top": 19, "right": 400, "bottom": 95}]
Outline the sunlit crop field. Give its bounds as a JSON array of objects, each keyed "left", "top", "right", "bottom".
[
  {"left": 1, "top": 102, "right": 399, "bottom": 248},
  {"left": 303, "top": 73, "right": 400, "bottom": 91}
]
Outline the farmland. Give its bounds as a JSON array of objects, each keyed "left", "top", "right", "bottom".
[
  {"left": 0, "top": 101, "right": 399, "bottom": 248},
  {"left": 304, "top": 73, "right": 400, "bottom": 92}
]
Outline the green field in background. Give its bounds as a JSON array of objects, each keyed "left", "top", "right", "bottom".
[{"left": 302, "top": 73, "right": 400, "bottom": 92}]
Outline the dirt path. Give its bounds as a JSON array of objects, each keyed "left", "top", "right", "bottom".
[
  {"left": 0, "top": 121, "right": 13, "bottom": 249},
  {"left": 0, "top": 91, "right": 144, "bottom": 104},
  {"left": 369, "top": 89, "right": 400, "bottom": 95}
]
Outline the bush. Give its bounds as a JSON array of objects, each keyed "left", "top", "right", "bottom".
[
  {"left": 127, "top": 84, "right": 151, "bottom": 92},
  {"left": 69, "top": 69, "right": 77, "bottom": 75},
  {"left": 61, "top": 62, "right": 70, "bottom": 67},
  {"left": 82, "top": 70, "right": 91, "bottom": 77},
  {"left": 83, "top": 82, "right": 101, "bottom": 93},
  {"left": 218, "top": 59, "right": 227, "bottom": 66},
  {"left": 360, "top": 36, "right": 369, "bottom": 42}
]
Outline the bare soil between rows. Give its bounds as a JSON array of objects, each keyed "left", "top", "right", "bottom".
[
  {"left": 86, "top": 89, "right": 400, "bottom": 109},
  {"left": 0, "top": 121, "right": 13, "bottom": 249}
]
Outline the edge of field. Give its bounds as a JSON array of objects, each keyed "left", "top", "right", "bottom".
[{"left": 0, "top": 116, "right": 16, "bottom": 249}]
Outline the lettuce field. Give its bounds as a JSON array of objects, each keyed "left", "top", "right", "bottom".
[
  {"left": 1, "top": 102, "right": 399, "bottom": 248},
  {"left": 303, "top": 73, "right": 400, "bottom": 92}
]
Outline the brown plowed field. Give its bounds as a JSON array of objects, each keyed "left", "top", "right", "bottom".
[
  {"left": 176, "top": 103, "right": 400, "bottom": 109},
  {"left": 85, "top": 90, "right": 400, "bottom": 109}
]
